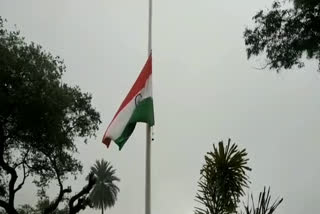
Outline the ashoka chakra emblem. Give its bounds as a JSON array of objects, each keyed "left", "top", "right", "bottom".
[{"left": 135, "top": 93, "right": 143, "bottom": 106}]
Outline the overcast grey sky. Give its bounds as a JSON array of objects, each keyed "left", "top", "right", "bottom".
[{"left": 1, "top": 0, "right": 320, "bottom": 213}]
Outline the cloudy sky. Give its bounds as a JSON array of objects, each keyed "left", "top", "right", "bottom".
[{"left": 1, "top": 0, "right": 320, "bottom": 213}]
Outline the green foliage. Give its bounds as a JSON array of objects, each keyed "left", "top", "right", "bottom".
[
  {"left": 0, "top": 16, "right": 101, "bottom": 213},
  {"left": 242, "top": 187, "right": 283, "bottom": 214},
  {"left": 89, "top": 160, "right": 120, "bottom": 214},
  {"left": 17, "top": 204, "right": 36, "bottom": 214},
  {"left": 244, "top": 0, "right": 320, "bottom": 71},
  {"left": 34, "top": 199, "right": 68, "bottom": 214},
  {"left": 293, "top": 0, "right": 320, "bottom": 9},
  {"left": 195, "top": 140, "right": 283, "bottom": 214},
  {"left": 9, "top": 200, "right": 69, "bottom": 214},
  {"left": 195, "top": 139, "right": 251, "bottom": 214}
]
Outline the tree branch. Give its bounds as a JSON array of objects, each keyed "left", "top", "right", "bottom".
[
  {"left": 68, "top": 173, "right": 96, "bottom": 214},
  {"left": 43, "top": 158, "right": 71, "bottom": 214},
  {"left": 12, "top": 147, "right": 32, "bottom": 194},
  {"left": 14, "top": 163, "right": 29, "bottom": 193},
  {"left": 251, "top": 62, "right": 273, "bottom": 70},
  {"left": 13, "top": 147, "right": 31, "bottom": 169},
  {"left": 0, "top": 125, "right": 18, "bottom": 212},
  {"left": 0, "top": 199, "right": 9, "bottom": 211}
]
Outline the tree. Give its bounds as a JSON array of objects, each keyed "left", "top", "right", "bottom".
[
  {"left": 195, "top": 139, "right": 251, "bottom": 214},
  {"left": 0, "top": 17, "right": 101, "bottom": 213},
  {"left": 6, "top": 172, "right": 96, "bottom": 214},
  {"left": 195, "top": 139, "right": 283, "bottom": 214},
  {"left": 68, "top": 172, "right": 97, "bottom": 214},
  {"left": 244, "top": 0, "right": 320, "bottom": 72},
  {"left": 88, "top": 160, "right": 120, "bottom": 214}
]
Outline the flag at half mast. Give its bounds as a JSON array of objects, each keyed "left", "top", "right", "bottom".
[{"left": 102, "top": 55, "right": 154, "bottom": 150}]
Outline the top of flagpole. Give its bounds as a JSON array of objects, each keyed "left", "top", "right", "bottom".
[{"left": 148, "top": 0, "right": 152, "bottom": 55}]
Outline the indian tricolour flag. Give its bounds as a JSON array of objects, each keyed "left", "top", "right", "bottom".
[{"left": 102, "top": 55, "right": 154, "bottom": 150}]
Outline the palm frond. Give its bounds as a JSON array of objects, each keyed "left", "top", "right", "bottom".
[{"left": 242, "top": 187, "right": 283, "bottom": 214}]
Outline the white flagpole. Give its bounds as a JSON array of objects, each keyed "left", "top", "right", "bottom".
[
  {"left": 145, "top": 0, "right": 152, "bottom": 212},
  {"left": 145, "top": 126, "right": 151, "bottom": 214}
]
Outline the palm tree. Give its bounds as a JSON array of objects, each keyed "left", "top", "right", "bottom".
[
  {"left": 195, "top": 139, "right": 251, "bottom": 214},
  {"left": 89, "top": 160, "right": 120, "bottom": 214}
]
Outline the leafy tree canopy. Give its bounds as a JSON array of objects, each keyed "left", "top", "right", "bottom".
[
  {"left": 244, "top": 0, "right": 320, "bottom": 71},
  {"left": 0, "top": 17, "right": 101, "bottom": 214}
]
